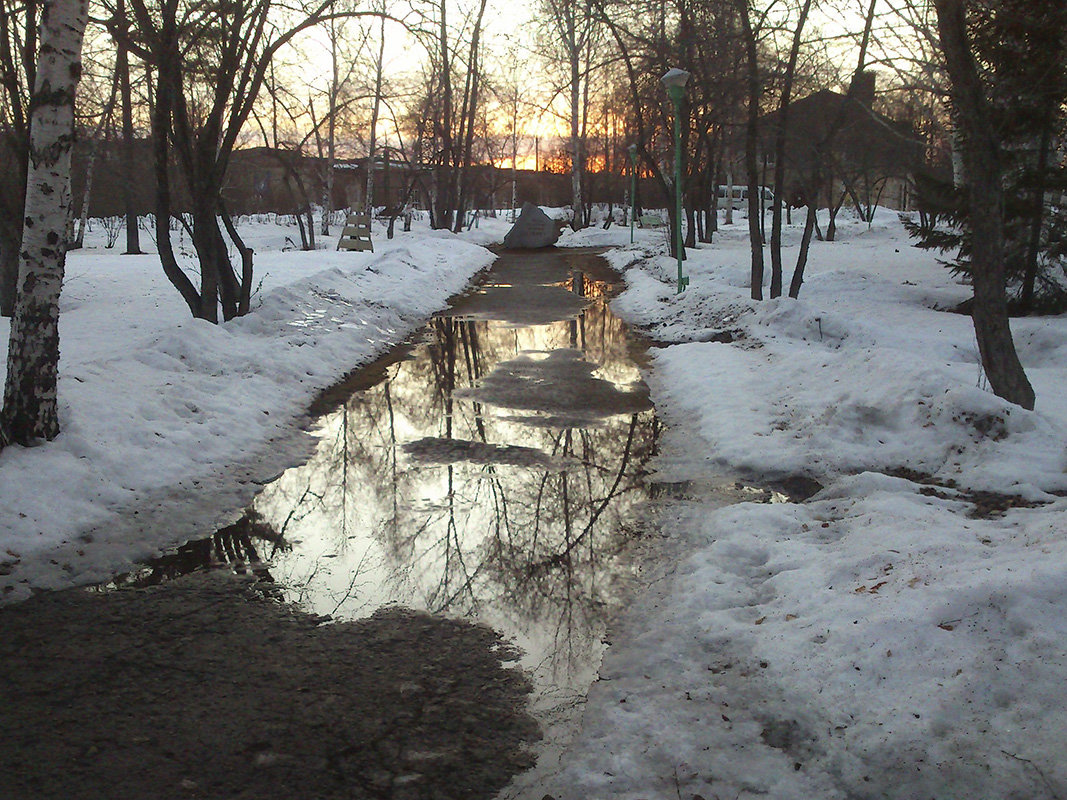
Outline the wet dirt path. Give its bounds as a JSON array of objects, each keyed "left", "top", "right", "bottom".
[{"left": 0, "top": 248, "right": 662, "bottom": 800}]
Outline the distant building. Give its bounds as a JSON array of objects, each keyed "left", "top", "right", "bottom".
[{"left": 749, "top": 73, "right": 925, "bottom": 211}]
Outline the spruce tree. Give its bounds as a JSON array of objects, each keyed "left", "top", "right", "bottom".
[{"left": 907, "top": 0, "right": 1067, "bottom": 314}]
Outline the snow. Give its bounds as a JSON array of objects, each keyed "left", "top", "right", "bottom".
[
  {"left": 3, "top": 207, "right": 1067, "bottom": 798},
  {"left": 530, "top": 210, "right": 1067, "bottom": 799}
]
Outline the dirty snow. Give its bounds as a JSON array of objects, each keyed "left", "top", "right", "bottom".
[{"left": 532, "top": 208, "right": 1067, "bottom": 800}]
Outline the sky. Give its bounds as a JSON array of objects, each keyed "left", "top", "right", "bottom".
[{"left": 253, "top": 0, "right": 929, "bottom": 170}]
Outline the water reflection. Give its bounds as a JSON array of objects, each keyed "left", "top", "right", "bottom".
[
  {"left": 106, "top": 512, "right": 284, "bottom": 591},
  {"left": 255, "top": 264, "right": 657, "bottom": 677}
]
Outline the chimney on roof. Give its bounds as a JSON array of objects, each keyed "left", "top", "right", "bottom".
[{"left": 849, "top": 70, "right": 876, "bottom": 108}]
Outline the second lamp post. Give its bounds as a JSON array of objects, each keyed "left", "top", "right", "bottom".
[{"left": 661, "top": 67, "right": 690, "bottom": 294}]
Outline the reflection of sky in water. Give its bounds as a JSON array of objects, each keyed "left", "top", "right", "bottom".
[{"left": 252, "top": 253, "right": 658, "bottom": 774}]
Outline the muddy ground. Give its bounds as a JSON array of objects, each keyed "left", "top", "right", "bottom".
[{"left": 0, "top": 572, "right": 540, "bottom": 800}]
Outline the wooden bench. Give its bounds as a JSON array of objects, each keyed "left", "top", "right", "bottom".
[
  {"left": 337, "top": 213, "right": 373, "bottom": 252},
  {"left": 638, "top": 213, "right": 664, "bottom": 228}
]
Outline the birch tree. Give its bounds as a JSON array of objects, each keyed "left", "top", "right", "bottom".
[{"left": 1, "top": 0, "right": 89, "bottom": 447}]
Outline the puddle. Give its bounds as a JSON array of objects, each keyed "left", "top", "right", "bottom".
[{"left": 100, "top": 248, "right": 663, "bottom": 795}]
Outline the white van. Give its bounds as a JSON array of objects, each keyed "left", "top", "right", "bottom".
[{"left": 717, "top": 185, "right": 775, "bottom": 210}]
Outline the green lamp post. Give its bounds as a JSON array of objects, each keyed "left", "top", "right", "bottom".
[
  {"left": 627, "top": 143, "right": 638, "bottom": 244},
  {"left": 661, "top": 67, "right": 690, "bottom": 293}
]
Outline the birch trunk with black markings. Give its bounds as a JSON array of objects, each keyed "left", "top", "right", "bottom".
[{"left": 1, "top": 0, "right": 89, "bottom": 447}]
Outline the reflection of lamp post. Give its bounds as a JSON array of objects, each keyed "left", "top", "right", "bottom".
[
  {"left": 627, "top": 144, "right": 638, "bottom": 244},
  {"left": 661, "top": 67, "right": 690, "bottom": 293}
]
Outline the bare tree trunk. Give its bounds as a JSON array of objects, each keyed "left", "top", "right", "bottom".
[
  {"left": 60, "top": 34, "right": 115, "bottom": 256},
  {"left": 0, "top": 241, "right": 17, "bottom": 318},
  {"left": 2, "top": 0, "right": 89, "bottom": 447},
  {"left": 1020, "top": 119, "right": 1052, "bottom": 314},
  {"left": 72, "top": 139, "right": 98, "bottom": 249},
  {"left": 116, "top": 0, "right": 142, "bottom": 254},
  {"left": 294, "top": 207, "right": 309, "bottom": 249},
  {"left": 933, "top": 0, "right": 1035, "bottom": 410},
  {"left": 453, "top": 0, "right": 488, "bottom": 233},
  {"left": 770, "top": 0, "right": 813, "bottom": 298},
  {"left": 365, "top": 8, "right": 386, "bottom": 216},
  {"left": 71, "top": 67, "right": 120, "bottom": 250},
  {"left": 826, "top": 184, "right": 845, "bottom": 241},
  {"left": 190, "top": 201, "right": 221, "bottom": 322},
  {"left": 724, "top": 153, "right": 734, "bottom": 226},
  {"left": 220, "top": 201, "right": 253, "bottom": 315},
  {"left": 736, "top": 0, "right": 764, "bottom": 300},
  {"left": 152, "top": 153, "right": 200, "bottom": 318},
  {"left": 788, "top": 200, "right": 817, "bottom": 298},
  {"left": 549, "top": 0, "right": 587, "bottom": 231},
  {"left": 569, "top": 17, "right": 583, "bottom": 231},
  {"left": 509, "top": 90, "right": 518, "bottom": 219},
  {"left": 0, "top": 0, "right": 36, "bottom": 318},
  {"left": 434, "top": 0, "right": 454, "bottom": 230},
  {"left": 147, "top": 3, "right": 203, "bottom": 320},
  {"left": 760, "top": 152, "right": 768, "bottom": 243},
  {"left": 321, "top": 18, "right": 339, "bottom": 236},
  {"left": 210, "top": 213, "right": 240, "bottom": 321},
  {"left": 580, "top": 40, "right": 592, "bottom": 227}
]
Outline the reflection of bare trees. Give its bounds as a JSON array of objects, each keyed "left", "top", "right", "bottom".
[
  {"left": 236, "top": 256, "right": 659, "bottom": 681},
  {"left": 109, "top": 253, "right": 657, "bottom": 692},
  {"left": 114, "top": 513, "right": 285, "bottom": 589}
]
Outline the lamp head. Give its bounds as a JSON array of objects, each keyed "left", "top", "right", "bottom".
[{"left": 661, "top": 68, "right": 690, "bottom": 90}]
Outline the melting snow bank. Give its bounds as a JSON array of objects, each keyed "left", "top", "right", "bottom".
[
  {"left": 0, "top": 226, "right": 493, "bottom": 601},
  {"left": 534, "top": 213, "right": 1067, "bottom": 799}
]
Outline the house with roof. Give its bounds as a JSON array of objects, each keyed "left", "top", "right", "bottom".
[{"left": 753, "top": 73, "right": 926, "bottom": 214}]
